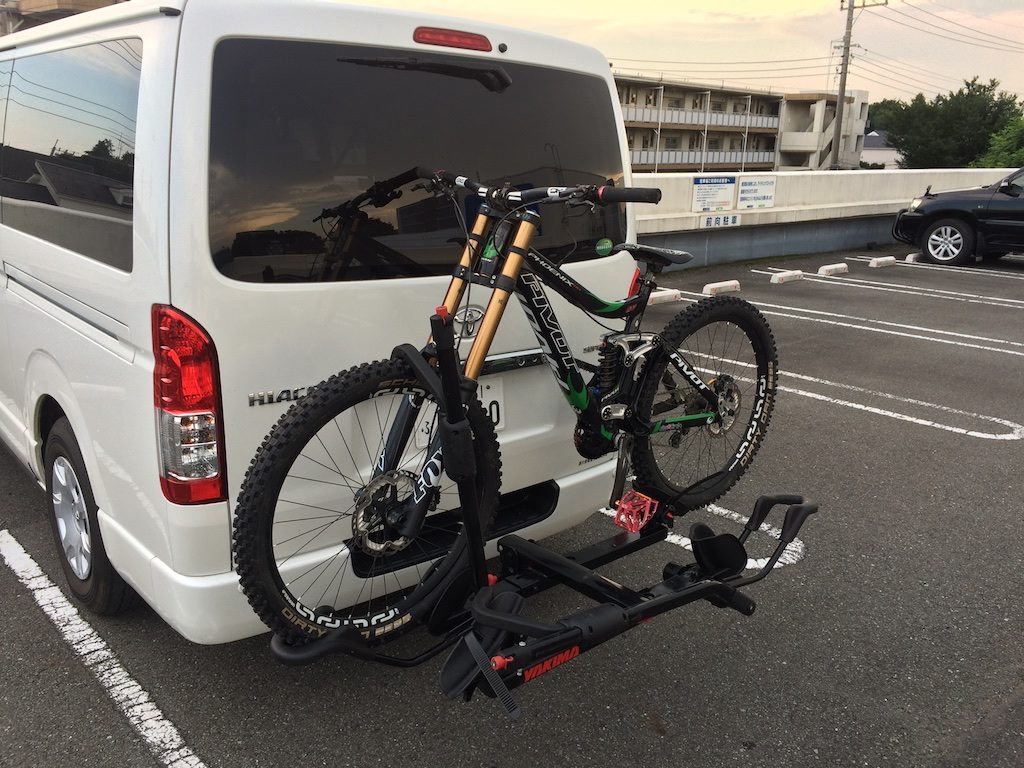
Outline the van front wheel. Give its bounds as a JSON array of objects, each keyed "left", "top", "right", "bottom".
[{"left": 44, "top": 417, "right": 139, "bottom": 614}]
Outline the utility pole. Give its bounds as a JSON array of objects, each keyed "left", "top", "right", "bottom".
[{"left": 831, "top": 0, "right": 887, "bottom": 169}]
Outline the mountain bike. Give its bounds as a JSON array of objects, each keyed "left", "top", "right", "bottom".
[{"left": 232, "top": 168, "right": 817, "bottom": 717}]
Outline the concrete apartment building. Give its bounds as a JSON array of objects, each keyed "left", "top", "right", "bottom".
[
  {"left": 615, "top": 74, "right": 869, "bottom": 172},
  {"left": 0, "top": 0, "right": 119, "bottom": 33}
]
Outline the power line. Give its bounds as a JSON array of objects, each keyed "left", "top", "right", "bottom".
[
  {"left": 852, "top": 57, "right": 948, "bottom": 93},
  {"left": 614, "top": 63, "right": 828, "bottom": 75},
  {"left": 870, "top": 7, "right": 1024, "bottom": 53},
  {"left": 9, "top": 83, "right": 137, "bottom": 136},
  {"left": 856, "top": 48, "right": 964, "bottom": 86},
  {"left": 6, "top": 98, "right": 135, "bottom": 151},
  {"left": 889, "top": 3, "right": 1024, "bottom": 50},
  {"left": 612, "top": 68, "right": 827, "bottom": 83},
  {"left": 901, "top": 0, "right": 1024, "bottom": 47},
  {"left": 606, "top": 54, "right": 831, "bottom": 65},
  {"left": 98, "top": 42, "right": 141, "bottom": 71},
  {"left": 920, "top": 0, "right": 1024, "bottom": 33},
  {"left": 12, "top": 70, "right": 137, "bottom": 124},
  {"left": 850, "top": 62, "right": 931, "bottom": 96},
  {"left": 847, "top": 69, "right": 919, "bottom": 97}
]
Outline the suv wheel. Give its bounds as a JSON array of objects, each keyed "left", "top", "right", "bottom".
[{"left": 921, "top": 218, "right": 975, "bottom": 266}]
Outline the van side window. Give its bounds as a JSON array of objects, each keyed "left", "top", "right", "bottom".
[
  {"left": 0, "top": 60, "right": 11, "bottom": 183},
  {"left": 0, "top": 39, "right": 142, "bottom": 272}
]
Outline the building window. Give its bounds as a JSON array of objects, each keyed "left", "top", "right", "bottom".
[
  {"left": 730, "top": 138, "right": 741, "bottom": 150},
  {"left": 665, "top": 136, "right": 679, "bottom": 150},
  {"left": 689, "top": 135, "right": 700, "bottom": 150},
  {"left": 708, "top": 138, "right": 722, "bottom": 150},
  {"left": 0, "top": 39, "right": 142, "bottom": 272},
  {"left": 711, "top": 101, "right": 725, "bottom": 112},
  {"left": 668, "top": 98, "right": 681, "bottom": 109}
]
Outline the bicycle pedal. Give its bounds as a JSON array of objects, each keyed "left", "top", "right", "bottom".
[{"left": 614, "top": 490, "right": 658, "bottom": 533}]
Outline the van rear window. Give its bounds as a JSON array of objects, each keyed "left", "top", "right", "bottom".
[{"left": 208, "top": 39, "right": 625, "bottom": 283}]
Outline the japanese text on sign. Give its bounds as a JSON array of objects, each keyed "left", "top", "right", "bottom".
[
  {"left": 691, "top": 176, "right": 736, "bottom": 212},
  {"left": 699, "top": 214, "right": 741, "bottom": 229},
  {"left": 737, "top": 176, "right": 776, "bottom": 209}
]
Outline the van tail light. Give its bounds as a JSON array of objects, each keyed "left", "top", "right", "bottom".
[
  {"left": 627, "top": 268, "right": 642, "bottom": 298},
  {"left": 152, "top": 305, "right": 227, "bottom": 504},
  {"left": 413, "top": 26, "right": 492, "bottom": 52}
]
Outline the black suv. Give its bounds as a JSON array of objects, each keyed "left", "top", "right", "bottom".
[{"left": 892, "top": 168, "right": 1024, "bottom": 265}]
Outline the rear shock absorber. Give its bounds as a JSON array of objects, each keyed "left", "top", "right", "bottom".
[{"left": 596, "top": 341, "right": 621, "bottom": 396}]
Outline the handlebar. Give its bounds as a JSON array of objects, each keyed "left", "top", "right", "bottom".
[
  {"left": 315, "top": 167, "right": 662, "bottom": 223},
  {"left": 418, "top": 167, "right": 661, "bottom": 208}
]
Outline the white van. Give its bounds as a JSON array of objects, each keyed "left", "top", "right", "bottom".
[{"left": 0, "top": 0, "right": 639, "bottom": 643}]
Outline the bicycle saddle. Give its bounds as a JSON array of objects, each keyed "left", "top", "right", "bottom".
[{"left": 615, "top": 242, "right": 694, "bottom": 269}]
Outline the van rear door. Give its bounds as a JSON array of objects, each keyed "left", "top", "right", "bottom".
[{"left": 169, "top": 3, "right": 635, "bottom": 536}]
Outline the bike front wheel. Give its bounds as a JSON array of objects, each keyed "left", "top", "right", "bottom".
[
  {"left": 232, "top": 358, "right": 501, "bottom": 645},
  {"left": 632, "top": 296, "right": 777, "bottom": 512}
]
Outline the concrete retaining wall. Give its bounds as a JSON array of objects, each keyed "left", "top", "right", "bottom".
[{"left": 632, "top": 168, "right": 1015, "bottom": 267}]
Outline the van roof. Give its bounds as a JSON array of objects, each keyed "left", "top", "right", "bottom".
[{"left": 1, "top": 1, "right": 608, "bottom": 76}]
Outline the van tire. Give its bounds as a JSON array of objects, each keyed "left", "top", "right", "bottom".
[
  {"left": 233, "top": 358, "right": 501, "bottom": 646},
  {"left": 44, "top": 418, "right": 139, "bottom": 614}
]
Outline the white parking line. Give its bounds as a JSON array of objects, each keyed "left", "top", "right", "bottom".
[
  {"left": 753, "top": 268, "right": 1024, "bottom": 310},
  {"left": 600, "top": 503, "right": 806, "bottom": 571},
  {"left": 846, "top": 256, "right": 1024, "bottom": 281},
  {"left": 683, "top": 355, "right": 1024, "bottom": 441},
  {"left": 679, "top": 291, "right": 1024, "bottom": 355},
  {"left": 0, "top": 530, "right": 207, "bottom": 768}
]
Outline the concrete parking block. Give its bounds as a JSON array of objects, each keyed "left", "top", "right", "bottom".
[
  {"left": 770, "top": 270, "right": 804, "bottom": 284},
  {"left": 702, "top": 279, "right": 741, "bottom": 295},
  {"left": 905, "top": 253, "right": 921, "bottom": 263},
  {"left": 817, "top": 263, "right": 849, "bottom": 276},
  {"left": 868, "top": 256, "right": 897, "bottom": 268},
  {"left": 648, "top": 288, "right": 682, "bottom": 305}
]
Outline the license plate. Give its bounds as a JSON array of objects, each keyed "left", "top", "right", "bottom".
[{"left": 414, "top": 377, "right": 505, "bottom": 449}]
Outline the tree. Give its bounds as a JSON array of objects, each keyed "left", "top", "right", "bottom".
[
  {"left": 975, "top": 117, "right": 1024, "bottom": 168},
  {"left": 884, "top": 78, "right": 1021, "bottom": 168},
  {"left": 86, "top": 138, "right": 115, "bottom": 159},
  {"left": 866, "top": 98, "right": 903, "bottom": 133}
]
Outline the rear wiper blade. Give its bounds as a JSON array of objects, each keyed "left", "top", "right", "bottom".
[{"left": 337, "top": 56, "right": 511, "bottom": 93}]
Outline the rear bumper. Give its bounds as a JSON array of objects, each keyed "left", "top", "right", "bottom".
[
  {"left": 125, "top": 459, "right": 616, "bottom": 644},
  {"left": 892, "top": 209, "right": 925, "bottom": 245}
]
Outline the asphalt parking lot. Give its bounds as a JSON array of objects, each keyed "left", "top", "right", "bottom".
[{"left": 2, "top": 248, "right": 1023, "bottom": 768}]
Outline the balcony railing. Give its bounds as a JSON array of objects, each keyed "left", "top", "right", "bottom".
[
  {"left": 631, "top": 149, "right": 775, "bottom": 168},
  {"left": 622, "top": 105, "right": 779, "bottom": 130}
]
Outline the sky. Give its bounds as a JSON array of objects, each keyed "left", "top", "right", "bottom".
[{"left": 362, "top": 0, "right": 1024, "bottom": 104}]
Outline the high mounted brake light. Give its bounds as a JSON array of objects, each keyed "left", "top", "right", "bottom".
[
  {"left": 413, "top": 26, "right": 492, "bottom": 52},
  {"left": 152, "top": 305, "right": 227, "bottom": 504}
]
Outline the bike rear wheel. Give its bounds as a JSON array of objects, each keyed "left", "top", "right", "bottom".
[
  {"left": 232, "top": 358, "right": 501, "bottom": 645},
  {"left": 632, "top": 296, "right": 777, "bottom": 512}
]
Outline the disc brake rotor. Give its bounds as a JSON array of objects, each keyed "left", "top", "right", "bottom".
[
  {"left": 707, "top": 374, "right": 741, "bottom": 437},
  {"left": 352, "top": 470, "right": 416, "bottom": 555}
]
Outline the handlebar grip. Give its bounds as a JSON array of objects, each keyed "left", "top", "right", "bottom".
[
  {"left": 596, "top": 186, "right": 662, "bottom": 204},
  {"left": 728, "top": 589, "right": 756, "bottom": 616}
]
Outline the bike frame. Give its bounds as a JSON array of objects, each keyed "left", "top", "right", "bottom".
[{"left": 379, "top": 201, "right": 721, "bottom": 541}]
